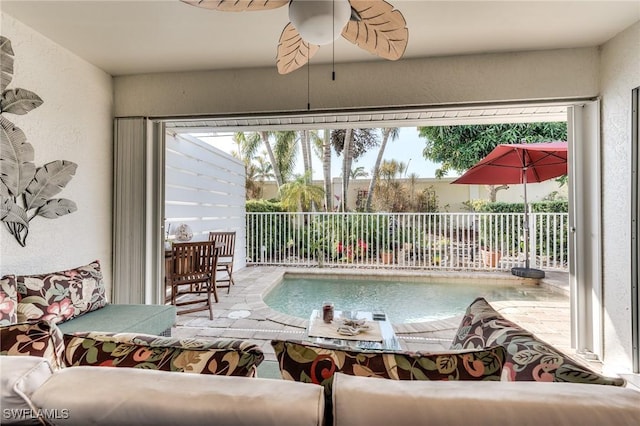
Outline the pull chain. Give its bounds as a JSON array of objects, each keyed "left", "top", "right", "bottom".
[{"left": 332, "top": 0, "right": 336, "bottom": 81}]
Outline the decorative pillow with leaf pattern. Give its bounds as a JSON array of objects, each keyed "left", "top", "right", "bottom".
[
  {"left": 274, "top": 339, "right": 503, "bottom": 412},
  {"left": 0, "top": 320, "right": 65, "bottom": 370},
  {"left": 64, "top": 332, "right": 264, "bottom": 377},
  {"left": 272, "top": 339, "right": 505, "bottom": 424},
  {"left": 0, "top": 275, "right": 18, "bottom": 325},
  {"left": 450, "top": 297, "right": 625, "bottom": 386},
  {"left": 16, "top": 260, "right": 107, "bottom": 324}
]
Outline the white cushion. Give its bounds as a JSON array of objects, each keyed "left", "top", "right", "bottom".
[
  {"left": 332, "top": 372, "right": 640, "bottom": 426},
  {"left": 31, "top": 366, "right": 324, "bottom": 426},
  {"left": 1, "top": 356, "right": 54, "bottom": 424}
]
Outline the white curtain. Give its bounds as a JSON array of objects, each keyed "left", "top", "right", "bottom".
[{"left": 112, "top": 118, "right": 165, "bottom": 304}]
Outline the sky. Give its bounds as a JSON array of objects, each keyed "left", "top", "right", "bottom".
[{"left": 194, "top": 127, "right": 457, "bottom": 180}]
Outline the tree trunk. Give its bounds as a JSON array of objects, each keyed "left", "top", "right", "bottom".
[
  {"left": 260, "top": 131, "right": 283, "bottom": 188},
  {"left": 341, "top": 129, "right": 354, "bottom": 211},
  {"left": 300, "top": 130, "right": 312, "bottom": 180},
  {"left": 365, "top": 128, "right": 392, "bottom": 212},
  {"left": 322, "top": 130, "right": 332, "bottom": 211},
  {"left": 487, "top": 184, "right": 509, "bottom": 202}
]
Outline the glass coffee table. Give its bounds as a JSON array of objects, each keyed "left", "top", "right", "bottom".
[{"left": 307, "top": 310, "right": 402, "bottom": 351}]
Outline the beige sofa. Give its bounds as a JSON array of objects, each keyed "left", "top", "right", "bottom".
[
  {"left": 1, "top": 356, "right": 324, "bottom": 426},
  {"left": 3, "top": 356, "right": 640, "bottom": 426},
  {"left": 3, "top": 296, "right": 639, "bottom": 425}
]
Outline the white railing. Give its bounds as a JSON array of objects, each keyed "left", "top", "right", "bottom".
[{"left": 246, "top": 212, "right": 569, "bottom": 271}]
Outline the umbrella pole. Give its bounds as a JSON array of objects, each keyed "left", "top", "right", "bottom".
[{"left": 511, "top": 166, "right": 544, "bottom": 279}]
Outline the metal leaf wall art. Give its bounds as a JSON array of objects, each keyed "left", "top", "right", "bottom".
[{"left": 0, "top": 36, "right": 78, "bottom": 247}]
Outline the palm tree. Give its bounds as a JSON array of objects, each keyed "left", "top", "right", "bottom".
[
  {"left": 350, "top": 166, "right": 368, "bottom": 179},
  {"left": 407, "top": 172, "right": 419, "bottom": 209},
  {"left": 272, "top": 131, "right": 298, "bottom": 186},
  {"left": 299, "top": 130, "right": 312, "bottom": 181},
  {"left": 321, "top": 130, "right": 332, "bottom": 211},
  {"left": 300, "top": 129, "right": 330, "bottom": 211},
  {"left": 279, "top": 172, "right": 325, "bottom": 212},
  {"left": 332, "top": 128, "right": 379, "bottom": 211},
  {"left": 373, "top": 159, "right": 409, "bottom": 212},
  {"left": 254, "top": 153, "right": 274, "bottom": 182},
  {"left": 244, "top": 163, "right": 262, "bottom": 199},
  {"left": 232, "top": 132, "right": 261, "bottom": 199},
  {"left": 365, "top": 128, "right": 399, "bottom": 212},
  {"left": 234, "top": 131, "right": 297, "bottom": 188},
  {"left": 233, "top": 131, "right": 260, "bottom": 164},
  {"left": 340, "top": 128, "right": 354, "bottom": 211}
]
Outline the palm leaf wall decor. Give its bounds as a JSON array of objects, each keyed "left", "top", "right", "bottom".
[
  {"left": 0, "top": 116, "right": 35, "bottom": 196},
  {"left": 0, "top": 36, "right": 14, "bottom": 92},
  {"left": 0, "top": 36, "right": 77, "bottom": 247}
]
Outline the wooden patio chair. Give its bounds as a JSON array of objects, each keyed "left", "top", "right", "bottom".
[
  {"left": 168, "top": 241, "right": 219, "bottom": 319},
  {"left": 208, "top": 231, "right": 236, "bottom": 293}
]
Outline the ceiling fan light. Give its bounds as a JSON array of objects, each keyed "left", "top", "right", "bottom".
[{"left": 289, "top": 0, "right": 352, "bottom": 45}]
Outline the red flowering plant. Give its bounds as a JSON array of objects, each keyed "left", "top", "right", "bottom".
[{"left": 334, "top": 239, "right": 368, "bottom": 262}]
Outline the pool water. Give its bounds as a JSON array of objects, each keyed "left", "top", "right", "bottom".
[{"left": 264, "top": 276, "right": 567, "bottom": 323}]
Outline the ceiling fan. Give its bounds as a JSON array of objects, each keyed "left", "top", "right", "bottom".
[{"left": 181, "top": 0, "right": 409, "bottom": 75}]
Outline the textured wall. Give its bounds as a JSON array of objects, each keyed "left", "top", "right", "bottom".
[
  {"left": 113, "top": 48, "right": 599, "bottom": 118},
  {"left": 0, "top": 14, "right": 114, "bottom": 294},
  {"left": 599, "top": 21, "right": 640, "bottom": 372},
  {"left": 258, "top": 178, "right": 566, "bottom": 211}
]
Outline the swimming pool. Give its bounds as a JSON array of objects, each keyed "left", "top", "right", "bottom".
[{"left": 263, "top": 275, "right": 567, "bottom": 323}]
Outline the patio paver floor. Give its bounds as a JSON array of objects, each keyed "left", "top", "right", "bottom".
[{"left": 171, "top": 266, "right": 597, "bottom": 372}]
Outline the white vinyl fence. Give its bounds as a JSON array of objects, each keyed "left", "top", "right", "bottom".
[
  {"left": 246, "top": 212, "right": 568, "bottom": 271},
  {"left": 165, "top": 133, "right": 246, "bottom": 269}
]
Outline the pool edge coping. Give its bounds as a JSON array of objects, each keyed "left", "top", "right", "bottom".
[{"left": 250, "top": 267, "right": 568, "bottom": 335}]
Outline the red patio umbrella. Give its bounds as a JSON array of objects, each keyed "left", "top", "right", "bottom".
[{"left": 452, "top": 141, "right": 568, "bottom": 278}]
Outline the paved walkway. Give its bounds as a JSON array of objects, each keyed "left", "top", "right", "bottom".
[{"left": 172, "top": 266, "right": 585, "bottom": 374}]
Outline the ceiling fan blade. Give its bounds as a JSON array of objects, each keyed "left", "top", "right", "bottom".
[
  {"left": 276, "top": 23, "right": 320, "bottom": 74},
  {"left": 180, "top": 0, "right": 289, "bottom": 12},
  {"left": 342, "top": 0, "right": 408, "bottom": 60}
]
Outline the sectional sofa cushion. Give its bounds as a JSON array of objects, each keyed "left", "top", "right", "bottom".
[
  {"left": 64, "top": 332, "right": 265, "bottom": 377},
  {"left": 31, "top": 366, "right": 325, "bottom": 426},
  {"left": 272, "top": 339, "right": 505, "bottom": 384},
  {"left": 0, "top": 275, "right": 18, "bottom": 325},
  {"left": 0, "top": 320, "right": 65, "bottom": 370},
  {"left": 0, "top": 356, "right": 55, "bottom": 425},
  {"left": 331, "top": 373, "right": 640, "bottom": 426},
  {"left": 450, "top": 297, "right": 625, "bottom": 386},
  {"left": 56, "top": 303, "right": 177, "bottom": 336},
  {"left": 16, "top": 260, "right": 107, "bottom": 324},
  {"left": 272, "top": 338, "right": 505, "bottom": 424}
]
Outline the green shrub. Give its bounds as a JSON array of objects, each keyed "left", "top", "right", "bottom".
[
  {"left": 246, "top": 199, "right": 284, "bottom": 212},
  {"left": 245, "top": 202, "right": 290, "bottom": 261},
  {"left": 471, "top": 201, "right": 568, "bottom": 262},
  {"left": 307, "top": 214, "right": 393, "bottom": 261}
]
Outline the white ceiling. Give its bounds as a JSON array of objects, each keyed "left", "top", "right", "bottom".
[{"left": 2, "top": 0, "right": 639, "bottom": 77}]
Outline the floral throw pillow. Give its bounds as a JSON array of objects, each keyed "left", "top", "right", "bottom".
[
  {"left": 0, "top": 275, "right": 18, "bottom": 325},
  {"left": 63, "top": 332, "right": 264, "bottom": 377},
  {"left": 450, "top": 297, "right": 625, "bottom": 386},
  {"left": 0, "top": 320, "right": 66, "bottom": 370},
  {"left": 272, "top": 339, "right": 504, "bottom": 384},
  {"left": 16, "top": 260, "right": 107, "bottom": 324},
  {"left": 271, "top": 340, "right": 505, "bottom": 424},
  {"left": 272, "top": 338, "right": 505, "bottom": 423}
]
